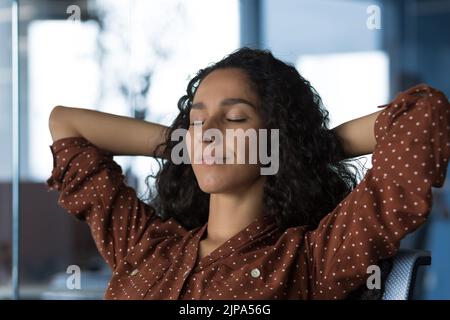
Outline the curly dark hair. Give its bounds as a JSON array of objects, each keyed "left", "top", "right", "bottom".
[{"left": 146, "top": 47, "right": 366, "bottom": 232}]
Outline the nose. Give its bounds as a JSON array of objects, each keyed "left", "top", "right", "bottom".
[
  {"left": 198, "top": 117, "right": 226, "bottom": 153},
  {"left": 202, "top": 115, "right": 221, "bottom": 132},
  {"left": 200, "top": 116, "right": 224, "bottom": 141}
]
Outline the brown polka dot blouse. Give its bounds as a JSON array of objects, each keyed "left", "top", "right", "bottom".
[{"left": 46, "top": 84, "right": 450, "bottom": 300}]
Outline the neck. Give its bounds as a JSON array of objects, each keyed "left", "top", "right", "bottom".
[{"left": 205, "top": 176, "right": 266, "bottom": 244}]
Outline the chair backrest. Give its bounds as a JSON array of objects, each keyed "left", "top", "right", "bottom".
[{"left": 382, "top": 249, "right": 431, "bottom": 300}]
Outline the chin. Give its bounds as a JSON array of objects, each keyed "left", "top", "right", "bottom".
[
  {"left": 197, "top": 176, "right": 230, "bottom": 194},
  {"left": 192, "top": 165, "right": 261, "bottom": 194}
]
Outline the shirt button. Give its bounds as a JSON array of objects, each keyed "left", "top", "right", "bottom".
[
  {"left": 130, "top": 269, "right": 139, "bottom": 276},
  {"left": 250, "top": 268, "right": 261, "bottom": 278}
]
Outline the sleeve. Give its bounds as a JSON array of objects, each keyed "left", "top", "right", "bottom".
[
  {"left": 46, "top": 136, "right": 185, "bottom": 270},
  {"left": 302, "top": 84, "right": 450, "bottom": 299}
]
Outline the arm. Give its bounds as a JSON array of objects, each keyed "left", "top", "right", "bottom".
[
  {"left": 49, "top": 105, "right": 169, "bottom": 158},
  {"left": 331, "top": 109, "right": 385, "bottom": 159},
  {"left": 47, "top": 106, "right": 182, "bottom": 270},
  {"left": 304, "top": 84, "right": 450, "bottom": 299}
]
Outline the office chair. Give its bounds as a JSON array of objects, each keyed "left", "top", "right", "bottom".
[
  {"left": 347, "top": 248, "right": 431, "bottom": 300},
  {"left": 382, "top": 249, "right": 431, "bottom": 300}
]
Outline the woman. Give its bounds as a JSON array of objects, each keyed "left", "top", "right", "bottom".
[{"left": 47, "top": 47, "right": 450, "bottom": 299}]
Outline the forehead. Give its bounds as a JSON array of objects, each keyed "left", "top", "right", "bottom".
[{"left": 193, "top": 68, "right": 258, "bottom": 103}]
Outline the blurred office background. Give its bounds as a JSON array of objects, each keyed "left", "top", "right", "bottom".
[{"left": 0, "top": 0, "right": 449, "bottom": 299}]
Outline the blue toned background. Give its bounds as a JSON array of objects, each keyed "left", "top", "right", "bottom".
[{"left": 0, "top": 0, "right": 449, "bottom": 299}]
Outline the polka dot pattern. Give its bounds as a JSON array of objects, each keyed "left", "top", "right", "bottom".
[
  {"left": 46, "top": 84, "right": 450, "bottom": 300},
  {"left": 304, "top": 84, "right": 449, "bottom": 299}
]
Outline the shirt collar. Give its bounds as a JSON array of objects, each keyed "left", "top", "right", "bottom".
[{"left": 193, "top": 214, "right": 278, "bottom": 271}]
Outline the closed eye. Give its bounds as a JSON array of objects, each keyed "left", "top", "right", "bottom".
[{"left": 190, "top": 119, "right": 247, "bottom": 125}]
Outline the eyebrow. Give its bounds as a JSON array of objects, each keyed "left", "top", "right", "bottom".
[{"left": 191, "top": 98, "right": 256, "bottom": 110}]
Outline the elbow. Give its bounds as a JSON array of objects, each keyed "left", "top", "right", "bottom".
[
  {"left": 48, "top": 106, "right": 65, "bottom": 135},
  {"left": 49, "top": 105, "right": 79, "bottom": 141},
  {"left": 49, "top": 106, "right": 63, "bottom": 129}
]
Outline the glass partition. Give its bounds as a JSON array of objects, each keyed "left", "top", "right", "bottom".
[{"left": 2, "top": 0, "right": 239, "bottom": 299}]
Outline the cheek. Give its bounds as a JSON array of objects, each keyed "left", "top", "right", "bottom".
[
  {"left": 230, "top": 134, "right": 262, "bottom": 165},
  {"left": 187, "top": 129, "right": 202, "bottom": 163}
]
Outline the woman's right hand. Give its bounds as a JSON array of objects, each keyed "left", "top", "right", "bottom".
[{"left": 48, "top": 105, "right": 169, "bottom": 158}]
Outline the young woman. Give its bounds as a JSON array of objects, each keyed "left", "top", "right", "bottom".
[{"left": 47, "top": 48, "right": 450, "bottom": 300}]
